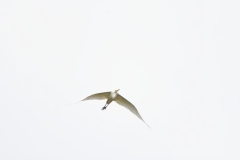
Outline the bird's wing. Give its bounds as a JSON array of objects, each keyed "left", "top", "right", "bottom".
[
  {"left": 115, "top": 94, "right": 150, "bottom": 128},
  {"left": 82, "top": 92, "right": 110, "bottom": 101},
  {"left": 67, "top": 92, "right": 110, "bottom": 106}
]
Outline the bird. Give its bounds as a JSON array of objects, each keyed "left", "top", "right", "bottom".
[{"left": 81, "top": 89, "right": 150, "bottom": 128}]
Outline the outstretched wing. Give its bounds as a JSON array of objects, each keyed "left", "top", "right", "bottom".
[
  {"left": 82, "top": 92, "right": 110, "bottom": 101},
  {"left": 67, "top": 92, "right": 110, "bottom": 106},
  {"left": 114, "top": 94, "right": 150, "bottom": 128}
]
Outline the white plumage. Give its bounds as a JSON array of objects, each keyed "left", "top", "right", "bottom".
[{"left": 81, "top": 89, "right": 149, "bottom": 128}]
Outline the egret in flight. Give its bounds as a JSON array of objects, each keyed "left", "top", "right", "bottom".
[{"left": 81, "top": 89, "right": 149, "bottom": 128}]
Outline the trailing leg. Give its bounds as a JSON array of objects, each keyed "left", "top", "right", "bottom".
[{"left": 102, "top": 104, "right": 108, "bottom": 110}]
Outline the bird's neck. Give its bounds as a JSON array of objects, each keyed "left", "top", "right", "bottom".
[{"left": 110, "top": 91, "right": 118, "bottom": 99}]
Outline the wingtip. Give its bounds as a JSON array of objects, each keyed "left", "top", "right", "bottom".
[
  {"left": 145, "top": 123, "right": 151, "bottom": 129},
  {"left": 66, "top": 100, "right": 82, "bottom": 106},
  {"left": 141, "top": 119, "right": 150, "bottom": 129}
]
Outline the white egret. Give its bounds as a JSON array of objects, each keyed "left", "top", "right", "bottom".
[{"left": 81, "top": 89, "right": 150, "bottom": 128}]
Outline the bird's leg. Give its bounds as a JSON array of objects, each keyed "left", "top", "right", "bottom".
[{"left": 102, "top": 104, "right": 108, "bottom": 110}]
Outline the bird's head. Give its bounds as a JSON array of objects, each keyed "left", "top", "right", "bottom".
[{"left": 115, "top": 89, "right": 120, "bottom": 92}]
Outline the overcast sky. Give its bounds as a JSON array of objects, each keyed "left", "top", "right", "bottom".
[{"left": 0, "top": 0, "right": 240, "bottom": 159}]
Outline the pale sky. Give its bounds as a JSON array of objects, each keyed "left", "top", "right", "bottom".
[{"left": 0, "top": 0, "right": 240, "bottom": 159}]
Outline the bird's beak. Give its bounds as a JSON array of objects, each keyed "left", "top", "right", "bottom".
[{"left": 116, "top": 89, "right": 120, "bottom": 92}]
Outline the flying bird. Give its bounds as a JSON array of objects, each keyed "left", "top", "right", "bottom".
[{"left": 81, "top": 89, "right": 150, "bottom": 128}]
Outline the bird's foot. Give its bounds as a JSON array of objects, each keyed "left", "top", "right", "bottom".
[{"left": 102, "top": 107, "right": 106, "bottom": 110}]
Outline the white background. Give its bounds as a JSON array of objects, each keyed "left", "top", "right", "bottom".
[{"left": 0, "top": 0, "right": 240, "bottom": 159}]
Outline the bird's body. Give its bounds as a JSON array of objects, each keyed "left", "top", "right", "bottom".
[
  {"left": 81, "top": 89, "right": 149, "bottom": 128},
  {"left": 102, "top": 90, "right": 118, "bottom": 110}
]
